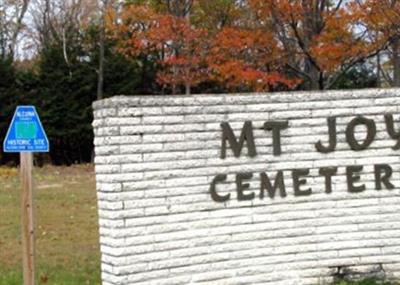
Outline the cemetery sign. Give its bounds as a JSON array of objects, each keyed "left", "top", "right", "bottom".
[{"left": 93, "top": 89, "right": 400, "bottom": 285}]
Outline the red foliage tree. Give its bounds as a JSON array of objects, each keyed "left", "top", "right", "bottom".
[
  {"left": 109, "top": 3, "right": 208, "bottom": 94},
  {"left": 249, "top": 0, "right": 381, "bottom": 90},
  {"left": 353, "top": 0, "right": 400, "bottom": 86},
  {"left": 207, "top": 26, "right": 299, "bottom": 91}
]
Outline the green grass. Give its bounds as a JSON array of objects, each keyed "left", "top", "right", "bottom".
[
  {"left": 0, "top": 265, "right": 99, "bottom": 285},
  {"left": 0, "top": 165, "right": 100, "bottom": 285}
]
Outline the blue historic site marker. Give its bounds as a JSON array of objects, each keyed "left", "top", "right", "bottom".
[{"left": 3, "top": 106, "right": 49, "bottom": 153}]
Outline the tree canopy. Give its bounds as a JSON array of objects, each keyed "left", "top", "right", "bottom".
[{"left": 0, "top": 0, "right": 398, "bottom": 165}]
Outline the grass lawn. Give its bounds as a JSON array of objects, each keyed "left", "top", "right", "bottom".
[{"left": 0, "top": 164, "right": 100, "bottom": 285}]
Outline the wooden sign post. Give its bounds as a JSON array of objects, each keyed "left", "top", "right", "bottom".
[
  {"left": 20, "top": 152, "right": 35, "bottom": 285},
  {"left": 3, "top": 106, "right": 49, "bottom": 285}
]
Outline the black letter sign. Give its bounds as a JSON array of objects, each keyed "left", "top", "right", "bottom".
[
  {"left": 220, "top": 121, "right": 257, "bottom": 159},
  {"left": 374, "top": 164, "right": 395, "bottom": 190},
  {"left": 385, "top": 114, "right": 400, "bottom": 150},
  {"left": 264, "top": 121, "right": 289, "bottom": 156},
  {"left": 319, "top": 167, "right": 338, "bottom": 194},
  {"left": 315, "top": 117, "right": 337, "bottom": 153},
  {"left": 260, "top": 171, "right": 286, "bottom": 199},
  {"left": 236, "top": 173, "right": 255, "bottom": 201},
  {"left": 210, "top": 174, "right": 230, "bottom": 202},
  {"left": 293, "top": 169, "right": 312, "bottom": 196},
  {"left": 346, "top": 166, "right": 366, "bottom": 193},
  {"left": 346, "top": 116, "right": 376, "bottom": 151}
]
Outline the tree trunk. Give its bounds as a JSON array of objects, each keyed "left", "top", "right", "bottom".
[
  {"left": 97, "top": 0, "right": 107, "bottom": 100},
  {"left": 172, "top": 69, "right": 177, "bottom": 95},
  {"left": 393, "top": 37, "right": 400, "bottom": 87},
  {"left": 9, "top": 0, "right": 30, "bottom": 58},
  {"left": 300, "top": 1, "right": 324, "bottom": 90},
  {"left": 185, "top": 83, "right": 191, "bottom": 95},
  {"left": 305, "top": 58, "right": 321, "bottom": 90},
  {"left": 185, "top": 2, "right": 191, "bottom": 96},
  {"left": 172, "top": 47, "right": 178, "bottom": 95},
  {"left": 97, "top": 30, "right": 105, "bottom": 100},
  {"left": 377, "top": 51, "right": 381, "bottom": 88}
]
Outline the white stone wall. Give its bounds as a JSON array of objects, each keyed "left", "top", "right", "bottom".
[{"left": 93, "top": 89, "right": 400, "bottom": 285}]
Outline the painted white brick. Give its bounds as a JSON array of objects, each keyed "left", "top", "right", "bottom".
[
  {"left": 143, "top": 115, "right": 185, "bottom": 125},
  {"left": 95, "top": 146, "right": 119, "bottom": 156},
  {"left": 120, "top": 125, "right": 162, "bottom": 135},
  {"left": 105, "top": 117, "right": 142, "bottom": 126},
  {"left": 93, "top": 108, "right": 117, "bottom": 118},
  {"left": 94, "top": 127, "right": 120, "bottom": 136},
  {"left": 119, "top": 143, "right": 163, "bottom": 154},
  {"left": 93, "top": 89, "right": 400, "bottom": 285},
  {"left": 118, "top": 107, "right": 143, "bottom": 117},
  {"left": 97, "top": 183, "right": 122, "bottom": 192},
  {"left": 95, "top": 154, "right": 142, "bottom": 165}
]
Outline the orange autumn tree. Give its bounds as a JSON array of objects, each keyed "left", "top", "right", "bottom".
[
  {"left": 207, "top": 26, "right": 299, "bottom": 91},
  {"left": 108, "top": 4, "right": 160, "bottom": 58},
  {"left": 249, "top": 0, "right": 381, "bottom": 90},
  {"left": 191, "top": 0, "right": 243, "bottom": 31},
  {"left": 108, "top": 2, "right": 209, "bottom": 94},
  {"left": 353, "top": 0, "right": 400, "bottom": 87},
  {"left": 193, "top": 0, "right": 299, "bottom": 92},
  {"left": 109, "top": 0, "right": 388, "bottom": 93},
  {"left": 151, "top": 14, "right": 209, "bottom": 95},
  {"left": 110, "top": 1, "right": 302, "bottom": 93}
]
